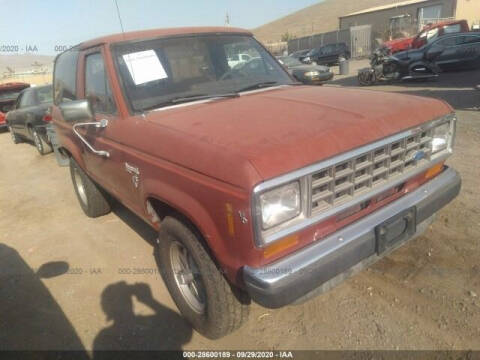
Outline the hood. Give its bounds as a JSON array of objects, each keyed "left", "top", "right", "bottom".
[
  {"left": 144, "top": 86, "right": 451, "bottom": 188},
  {"left": 383, "top": 37, "right": 414, "bottom": 53}
]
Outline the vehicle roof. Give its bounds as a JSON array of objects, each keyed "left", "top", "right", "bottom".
[
  {"left": 422, "top": 19, "right": 467, "bottom": 31},
  {"left": 76, "top": 26, "right": 252, "bottom": 50}
]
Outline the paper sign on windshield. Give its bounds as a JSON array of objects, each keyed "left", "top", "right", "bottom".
[{"left": 123, "top": 50, "right": 168, "bottom": 85}]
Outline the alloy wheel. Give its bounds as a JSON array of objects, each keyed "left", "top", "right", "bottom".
[{"left": 169, "top": 240, "right": 206, "bottom": 314}]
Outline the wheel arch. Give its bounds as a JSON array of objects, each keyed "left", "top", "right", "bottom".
[{"left": 144, "top": 192, "right": 230, "bottom": 275}]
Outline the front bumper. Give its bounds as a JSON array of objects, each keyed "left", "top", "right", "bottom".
[
  {"left": 243, "top": 167, "right": 461, "bottom": 308},
  {"left": 305, "top": 72, "right": 334, "bottom": 84}
]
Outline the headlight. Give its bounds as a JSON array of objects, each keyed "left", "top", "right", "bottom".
[
  {"left": 431, "top": 120, "right": 453, "bottom": 154},
  {"left": 305, "top": 71, "right": 320, "bottom": 77},
  {"left": 259, "top": 182, "right": 300, "bottom": 230}
]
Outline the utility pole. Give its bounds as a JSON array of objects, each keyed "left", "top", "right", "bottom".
[{"left": 225, "top": 12, "right": 230, "bottom": 26}]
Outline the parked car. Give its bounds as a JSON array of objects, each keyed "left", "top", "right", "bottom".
[
  {"left": 6, "top": 84, "right": 54, "bottom": 155},
  {"left": 227, "top": 53, "right": 252, "bottom": 68},
  {"left": 0, "top": 82, "right": 30, "bottom": 132},
  {"left": 51, "top": 27, "right": 460, "bottom": 339},
  {"left": 277, "top": 56, "right": 333, "bottom": 84},
  {"left": 393, "top": 32, "right": 480, "bottom": 72},
  {"left": 289, "top": 49, "right": 311, "bottom": 62},
  {"left": 382, "top": 19, "right": 470, "bottom": 54},
  {"left": 303, "top": 43, "right": 351, "bottom": 65}
]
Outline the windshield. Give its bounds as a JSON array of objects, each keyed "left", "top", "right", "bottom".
[
  {"left": 278, "top": 56, "right": 303, "bottom": 67},
  {"left": 113, "top": 34, "right": 293, "bottom": 112}
]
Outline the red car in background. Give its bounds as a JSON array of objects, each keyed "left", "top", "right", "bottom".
[
  {"left": 382, "top": 19, "right": 469, "bottom": 54},
  {"left": 0, "top": 82, "right": 30, "bottom": 131}
]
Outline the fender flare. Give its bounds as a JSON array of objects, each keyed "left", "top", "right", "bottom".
[{"left": 142, "top": 178, "right": 233, "bottom": 270}]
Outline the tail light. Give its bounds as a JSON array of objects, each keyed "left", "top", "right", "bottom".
[{"left": 43, "top": 114, "right": 52, "bottom": 122}]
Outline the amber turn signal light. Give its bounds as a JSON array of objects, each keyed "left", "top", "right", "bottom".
[
  {"left": 425, "top": 162, "right": 444, "bottom": 180},
  {"left": 263, "top": 235, "right": 299, "bottom": 259}
]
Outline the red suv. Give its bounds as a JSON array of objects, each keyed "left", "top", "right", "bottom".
[
  {"left": 51, "top": 27, "right": 461, "bottom": 339},
  {"left": 383, "top": 20, "right": 469, "bottom": 54},
  {"left": 0, "top": 82, "right": 30, "bottom": 131}
]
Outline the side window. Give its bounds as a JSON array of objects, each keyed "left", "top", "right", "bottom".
[
  {"left": 19, "top": 90, "right": 36, "bottom": 108},
  {"left": 437, "top": 37, "right": 459, "bottom": 47},
  {"left": 443, "top": 24, "right": 461, "bottom": 34},
  {"left": 463, "top": 35, "right": 480, "bottom": 44},
  {"left": 54, "top": 49, "right": 79, "bottom": 104},
  {"left": 85, "top": 52, "right": 116, "bottom": 114},
  {"left": 37, "top": 86, "right": 53, "bottom": 104}
]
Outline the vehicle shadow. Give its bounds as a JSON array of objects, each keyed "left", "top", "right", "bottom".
[
  {"left": 92, "top": 281, "right": 192, "bottom": 359},
  {"left": 0, "top": 243, "right": 88, "bottom": 355}
]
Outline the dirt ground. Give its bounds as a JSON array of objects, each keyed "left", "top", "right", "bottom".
[{"left": 0, "top": 63, "right": 479, "bottom": 351}]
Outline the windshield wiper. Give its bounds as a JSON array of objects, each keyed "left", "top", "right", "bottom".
[
  {"left": 237, "top": 81, "right": 279, "bottom": 92},
  {"left": 142, "top": 93, "right": 239, "bottom": 111},
  {"left": 170, "top": 93, "right": 239, "bottom": 104}
]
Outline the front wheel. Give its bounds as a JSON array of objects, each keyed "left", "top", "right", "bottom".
[
  {"left": 358, "top": 70, "right": 376, "bottom": 86},
  {"left": 155, "top": 217, "right": 250, "bottom": 339},
  {"left": 69, "top": 158, "right": 111, "bottom": 217}
]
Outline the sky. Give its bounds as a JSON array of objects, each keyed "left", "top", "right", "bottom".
[{"left": 0, "top": 0, "right": 321, "bottom": 56}]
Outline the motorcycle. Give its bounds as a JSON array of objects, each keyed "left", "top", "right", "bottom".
[{"left": 358, "top": 47, "right": 440, "bottom": 86}]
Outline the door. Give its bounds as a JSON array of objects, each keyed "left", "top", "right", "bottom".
[
  {"left": 457, "top": 35, "right": 480, "bottom": 69},
  {"left": 350, "top": 25, "right": 371, "bottom": 58},
  {"left": 79, "top": 47, "right": 140, "bottom": 208},
  {"left": 12, "top": 89, "right": 37, "bottom": 137},
  {"left": 428, "top": 36, "right": 462, "bottom": 70}
]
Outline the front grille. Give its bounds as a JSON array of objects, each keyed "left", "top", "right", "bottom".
[{"left": 310, "top": 129, "right": 433, "bottom": 214}]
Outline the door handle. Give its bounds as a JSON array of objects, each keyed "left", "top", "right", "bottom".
[{"left": 72, "top": 119, "right": 110, "bottom": 158}]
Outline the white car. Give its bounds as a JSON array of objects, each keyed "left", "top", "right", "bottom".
[{"left": 227, "top": 53, "right": 251, "bottom": 68}]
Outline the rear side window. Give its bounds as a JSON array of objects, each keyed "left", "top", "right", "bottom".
[
  {"left": 85, "top": 52, "right": 116, "bottom": 114},
  {"left": 19, "top": 89, "right": 36, "bottom": 108},
  {"left": 54, "top": 49, "right": 79, "bottom": 104},
  {"left": 37, "top": 85, "right": 53, "bottom": 104},
  {"left": 463, "top": 35, "right": 480, "bottom": 44}
]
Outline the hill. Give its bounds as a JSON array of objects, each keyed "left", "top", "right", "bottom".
[
  {"left": 252, "top": 0, "right": 395, "bottom": 43},
  {"left": 0, "top": 54, "right": 54, "bottom": 74}
]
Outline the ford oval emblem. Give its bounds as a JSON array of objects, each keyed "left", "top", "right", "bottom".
[{"left": 413, "top": 150, "right": 426, "bottom": 161}]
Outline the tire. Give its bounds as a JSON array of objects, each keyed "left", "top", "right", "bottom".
[
  {"left": 69, "top": 158, "right": 111, "bottom": 217},
  {"left": 32, "top": 128, "right": 52, "bottom": 155},
  {"left": 358, "top": 70, "right": 376, "bottom": 86},
  {"left": 8, "top": 126, "right": 21, "bottom": 144},
  {"left": 155, "top": 216, "right": 250, "bottom": 339}
]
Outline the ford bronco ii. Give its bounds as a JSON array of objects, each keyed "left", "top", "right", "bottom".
[{"left": 51, "top": 27, "right": 461, "bottom": 339}]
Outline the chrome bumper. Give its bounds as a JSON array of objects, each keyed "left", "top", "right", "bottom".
[{"left": 243, "top": 167, "right": 461, "bottom": 308}]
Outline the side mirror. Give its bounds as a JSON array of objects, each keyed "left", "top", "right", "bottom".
[{"left": 59, "top": 99, "right": 93, "bottom": 123}]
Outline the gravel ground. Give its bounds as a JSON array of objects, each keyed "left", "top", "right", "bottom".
[{"left": 0, "top": 63, "right": 479, "bottom": 351}]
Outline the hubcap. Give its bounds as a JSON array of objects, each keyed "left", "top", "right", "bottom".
[
  {"left": 169, "top": 241, "right": 206, "bottom": 314},
  {"left": 73, "top": 167, "right": 88, "bottom": 206}
]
